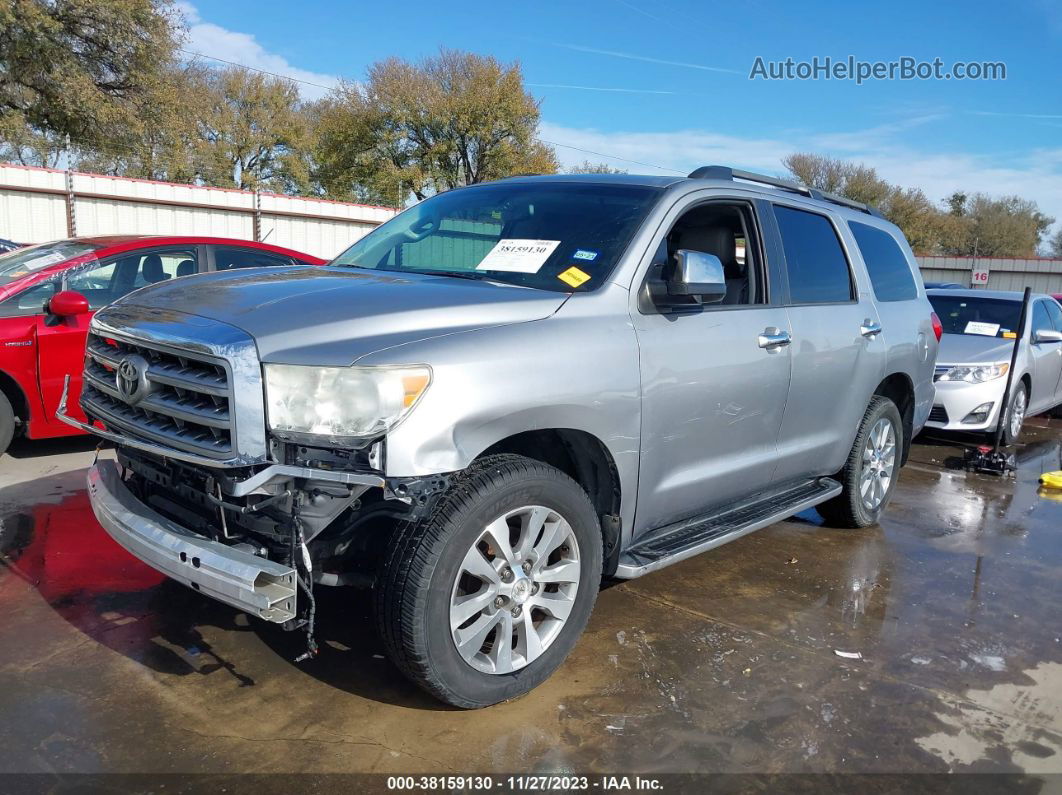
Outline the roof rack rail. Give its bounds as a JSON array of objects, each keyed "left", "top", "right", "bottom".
[{"left": 687, "top": 165, "right": 884, "bottom": 218}]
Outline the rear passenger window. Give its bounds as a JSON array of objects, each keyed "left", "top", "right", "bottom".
[
  {"left": 774, "top": 206, "right": 853, "bottom": 304},
  {"left": 849, "top": 221, "right": 917, "bottom": 301},
  {"left": 215, "top": 248, "right": 293, "bottom": 270}
]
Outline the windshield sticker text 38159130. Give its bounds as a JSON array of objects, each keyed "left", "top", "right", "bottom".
[{"left": 477, "top": 239, "right": 561, "bottom": 273}]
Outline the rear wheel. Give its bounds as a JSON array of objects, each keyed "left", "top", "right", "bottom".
[
  {"left": 0, "top": 392, "right": 14, "bottom": 457},
  {"left": 375, "top": 454, "right": 602, "bottom": 708},
  {"left": 816, "top": 396, "right": 902, "bottom": 529}
]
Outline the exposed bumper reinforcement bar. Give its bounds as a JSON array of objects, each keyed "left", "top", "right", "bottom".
[{"left": 88, "top": 460, "right": 298, "bottom": 622}]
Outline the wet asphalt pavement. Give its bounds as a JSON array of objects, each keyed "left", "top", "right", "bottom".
[{"left": 1, "top": 421, "right": 1061, "bottom": 782}]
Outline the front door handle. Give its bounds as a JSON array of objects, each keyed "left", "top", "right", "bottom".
[
  {"left": 860, "top": 319, "right": 882, "bottom": 338},
  {"left": 758, "top": 328, "right": 792, "bottom": 349}
]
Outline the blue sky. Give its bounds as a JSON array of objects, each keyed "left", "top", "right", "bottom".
[{"left": 180, "top": 0, "right": 1062, "bottom": 238}]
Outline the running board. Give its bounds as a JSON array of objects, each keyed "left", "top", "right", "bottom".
[{"left": 615, "top": 477, "right": 842, "bottom": 578}]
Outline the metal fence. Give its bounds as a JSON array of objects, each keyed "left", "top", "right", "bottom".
[
  {"left": 917, "top": 255, "right": 1062, "bottom": 294},
  {"left": 0, "top": 163, "right": 398, "bottom": 260}
]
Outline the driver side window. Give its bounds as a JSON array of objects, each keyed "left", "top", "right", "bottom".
[
  {"left": 654, "top": 203, "right": 763, "bottom": 306},
  {"left": 0, "top": 278, "right": 59, "bottom": 317}
]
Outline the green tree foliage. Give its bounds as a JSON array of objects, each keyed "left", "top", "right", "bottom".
[
  {"left": 196, "top": 67, "right": 311, "bottom": 192},
  {"left": 1049, "top": 226, "right": 1062, "bottom": 258},
  {"left": 75, "top": 62, "right": 212, "bottom": 182},
  {"left": 0, "top": 111, "right": 65, "bottom": 166},
  {"left": 314, "top": 49, "right": 557, "bottom": 204},
  {"left": 783, "top": 153, "right": 1053, "bottom": 256},
  {"left": 940, "top": 193, "right": 1054, "bottom": 258},
  {"left": 568, "top": 160, "right": 627, "bottom": 174},
  {"left": 0, "top": 0, "right": 180, "bottom": 149}
]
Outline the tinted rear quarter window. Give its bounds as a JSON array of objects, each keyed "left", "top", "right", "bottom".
[
  {"left": 215, "top": 248, "right": 293, "bottom": 270},
  {"left": 849, "top": 221, "right": 917, "bottom": 301},
  {"left": 774, "top": 206, "right": 853, "bottom": 304}
]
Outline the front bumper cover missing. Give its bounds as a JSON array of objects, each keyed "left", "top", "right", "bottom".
[{"left": 88, "top": 460, "right": 299, "bottom": 622}]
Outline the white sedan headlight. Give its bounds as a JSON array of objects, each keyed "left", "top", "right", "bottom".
[
  {"left": 937, "top": 363, "right": 1009, "bottom": 383},
  {"left": 264, "top": 364, "right": 431, "bottom": 440}
]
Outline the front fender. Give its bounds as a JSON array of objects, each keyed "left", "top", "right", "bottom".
[{"left": 358, "top": 288, "right": 642, "bottom": 533}]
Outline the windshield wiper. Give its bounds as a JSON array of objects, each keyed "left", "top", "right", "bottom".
[{"left": 398, "top": 268, "right": 494, "bottom": 281}]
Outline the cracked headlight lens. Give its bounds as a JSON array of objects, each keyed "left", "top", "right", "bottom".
[
  {"left": 937, "top": 363, "right": 1009, "bottom": 383},
  {"left": 264, "top": 364, "right": 430, "bottom": 440}
]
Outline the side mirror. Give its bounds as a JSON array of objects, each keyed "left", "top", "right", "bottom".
[
  {"left": 48, "top": 290, "right": 90, "bottom": 317},
  {"left": 1034, "top": 328, "right": 1062, "bottom": 344},
  {"left": 668, "top": 250, "right": 727, "bottom": 303}
]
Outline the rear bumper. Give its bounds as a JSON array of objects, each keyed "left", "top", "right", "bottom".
[{"left": 87, "top": 460, "right": 297, "bottom": 622}]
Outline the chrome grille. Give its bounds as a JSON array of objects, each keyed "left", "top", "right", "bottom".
[{"left": 82, "top": 332, "right": 234, "bottom": 458}]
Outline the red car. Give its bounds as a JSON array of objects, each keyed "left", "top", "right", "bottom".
[{"left": 0, "top": 235, "right": 326, "bottom": 454}]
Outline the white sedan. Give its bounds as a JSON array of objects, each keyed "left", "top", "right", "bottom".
[{"left": 926, "top": 289, "right": 1062, "bottom": 442}]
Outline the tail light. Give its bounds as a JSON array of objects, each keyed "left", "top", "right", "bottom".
[{"left": 930, "top": 312, "right": 943, "bottom": 342}]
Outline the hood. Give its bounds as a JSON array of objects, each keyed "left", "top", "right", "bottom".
[
  {"left": 937, "top": 332, "right": 1017, "bottom": 365},
  {"left": 116, "top": 266, "right": 568, "bottom": 365}
]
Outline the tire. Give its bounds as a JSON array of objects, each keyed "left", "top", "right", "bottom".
[
  {"left": 374, "top": 454, "right": 602, "bottom": 708},
  {"left": 0, "top": 391, "right": 14, "bottom": 457},
  {"left": 816, "top": 396, "right": 903, "bottom": 529},
  {"left": 1000, "top": 381, "right": 1028, "bottom": 445}
]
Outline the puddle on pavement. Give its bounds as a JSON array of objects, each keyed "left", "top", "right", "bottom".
[{"left": 0, "top": 424, "right": 1060, "bottom": 774}]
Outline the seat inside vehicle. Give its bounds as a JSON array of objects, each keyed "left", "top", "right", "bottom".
[
  {"left": 176, "top": 259, "right": 195, "bottom": 277},
  {"left": 667, "top": 206, "right": 753, "bottom": 304},
  {"left": 141, "top": 254, "right": 170, "bottom": 283}
]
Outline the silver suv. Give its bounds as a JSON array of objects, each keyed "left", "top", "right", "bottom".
[{"left": 59, "top": 167, "right": 939, "bottom": 708}]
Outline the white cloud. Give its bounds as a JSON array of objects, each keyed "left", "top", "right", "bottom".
[
  {"left": 174, "top": 2, "right": 340, "bottom": 100},
  {"left": 540, "top": 120, "right": 1062, "bottom": 240}
]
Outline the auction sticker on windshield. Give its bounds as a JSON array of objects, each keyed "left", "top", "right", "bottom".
[
  {"left": 477, "top": 239, "right": 560, "bottom": 273},
  {"left": 965, "top": 321, "right": 1001, "bottom": 336}
]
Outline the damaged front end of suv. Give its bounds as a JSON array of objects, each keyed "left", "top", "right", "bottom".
[{"left": 57, "top": 304, "right": 450, "bottom": 659}]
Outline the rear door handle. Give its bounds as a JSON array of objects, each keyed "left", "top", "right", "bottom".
[
  {"left": 758, "top": 328, "right": 792, "bottom": 349},
  {"left": 860, "top": 319, "right": 882, "bottom": 338}
]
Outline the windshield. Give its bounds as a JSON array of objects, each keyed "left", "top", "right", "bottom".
[
  {"left": 332, "top": 182, "right": 660, "bottom": 292},
  {"left": 0, "top": 240, "right": 100, "bottom": 287},
  {"left": 928, "top": 294, "right": 1022, "bottom": 338}
]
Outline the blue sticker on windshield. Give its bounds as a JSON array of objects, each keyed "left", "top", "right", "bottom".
[{"left": 573, "top": 249, "right": 598, "bottom": 261}]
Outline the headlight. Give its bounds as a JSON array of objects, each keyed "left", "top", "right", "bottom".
[
  {"left": 937, "top": 363, "right": 1009, "bottom": 383},
  {"left": 264, "top": 364, "right": 431, "bottom": 440}
]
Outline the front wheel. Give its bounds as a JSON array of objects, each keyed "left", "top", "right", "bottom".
[
  {"left": 375, "top": 454, "right": 602, "bottom": 708},
  {"left": 1000, "top": 381, "right": 1028, "bottom": 445},
  {"left": 816, "top": 396, "right": 903, "bottom": 528}
]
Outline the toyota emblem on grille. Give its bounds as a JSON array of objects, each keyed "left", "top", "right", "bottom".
[{"left": 115, "top": 354, "right": 151, "bottom": 405}]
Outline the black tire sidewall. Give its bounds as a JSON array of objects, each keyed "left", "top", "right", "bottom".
[
  {"left": 1002, "top": 382, "right": 1027, "bottom": 445},
  {"left": 0, "top": 392, "right": 14, "bottom": 457},
  {"left": 848, "top": 399, "right": 903, "bottom": 526},
  {"left": 419, "top": 471, "right": 601, "bottom": 706}
]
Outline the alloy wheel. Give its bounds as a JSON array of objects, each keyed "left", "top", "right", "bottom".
[
  {"left": 449, "top": 505, "right": 581, "bottom": 674},
  {"left": 860, "top": 417, "right": 896, "bottom": 511},
  {"left": 1009, "top": 387, "right": 1027, "bottom": 440}
]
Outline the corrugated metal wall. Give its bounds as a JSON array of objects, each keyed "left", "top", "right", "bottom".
[
  {"left": 395, "top": 219, "right": 500, "bottom": 268},
  {"left": 0, "top": 163, "right": 397, "bottom": 259},
  {"left": 917, "top": 255, "right": 1062, "bottom": 293}
]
